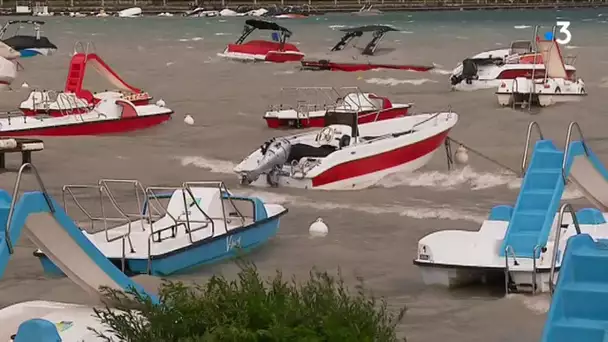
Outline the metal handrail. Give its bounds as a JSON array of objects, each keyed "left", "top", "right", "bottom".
[
  {"left": 184, "top": 181, "right": 247, "bottom": 227},
  {"left": 532, "top": 245, "right": 541, "bottom": 295},
  {"left": 504, "top": 245, "right": 518, "bottom": 295},
  {"left": 549, "top": 203, "right": 582, "bottom": 295},
  {"left": 561, "top": 121, "right": 588, "bottom": 183},
  {"left": 521, "top": 121, "right": 544, "bottom": 176},
  {"left": 5, "top": 163, "right": 55, "bottom": 254},
  {"left": 99, "top": 179, "right": 147, "bottom": 230}
]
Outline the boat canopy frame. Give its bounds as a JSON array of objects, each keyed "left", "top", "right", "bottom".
[
  {"left": 0, "top": 20, "right": 45, "bottom": 40},
  {"left": 331, "top": 25, "right": 399, "bottom": 56},
  {"left": 235, "top": 19, "right": 293, "bottom": 46}
]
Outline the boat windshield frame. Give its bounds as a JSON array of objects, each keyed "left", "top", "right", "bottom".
[
  {"left": 331, "top": 25, "right": 399, "bottom": 56},
  {"left": 0, "top": 20, "right": 44, "bottom": 40},
  {"left": 235, "top": 19, "right": 293, "bottom": 46}
]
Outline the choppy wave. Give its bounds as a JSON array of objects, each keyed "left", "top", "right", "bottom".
[
  {"left": 514, "top": 25, "right": 531, "bottom": 29},
  {"left": 365, "top": 77, "right": 437, "bottom": 86}
]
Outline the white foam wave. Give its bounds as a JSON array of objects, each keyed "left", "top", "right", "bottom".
[
  {"left": 507, "top": 293, "right": 550, "bottom": 314},
  {"left": 191, "top": 37, "right": 204, "bottom": 41},
  {"left": 514, "top": 25, "right": 531, "bottom": 29},
  {"left": 378, "top": 166, "right": 520, "bottom": 191},
  {"left": 329, "top": 25, "right": 346, "bottom": 30},
  {"left": 273, "top": 70, "right": 295, "bottom": 75},
  {"left": 214, "top": 32, "right": 232, "bottom": 36},
  {"left": 399, "top": 31, "right": 413, "bottom": 34},
  {"left": 180, "top": 156, "right": 236, "bottom": 174},
  {"left": 365, "top": 77, "right": 437, "bottom": 86},
  {"left": 430, "top": 68, "right": 451, "bottom": 75},
  {"left": 564, "top": 45, "right": 580, "bottom": 50},
  {"left": 241, "top": 190, "right": 486, "bottom": 223}
]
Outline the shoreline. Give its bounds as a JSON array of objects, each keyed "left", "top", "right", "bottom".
[{"left": 0, "top": 1, "right": 606, "bottom": 15}]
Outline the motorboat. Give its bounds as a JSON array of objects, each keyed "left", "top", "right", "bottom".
[
  {"left": 450, "top": 39, "right": 576, "bottom": 91},
  {"left": 218, "top": 19, "right": 304, "bottom": 63},
  {"left": 264, "top": 87, "right": 411, "bottom": 129},
  {"left": 497, "top": 36, "right": 586, "bottom": 107},
  {"left": 413, "top": 121, "right": 608, "bottom": 294},
  {"left": 34, "top": 179, "right": 288, "bottom": 276},
  {"left": 300, "top": 25, "right": 434, "bottom": 72},
  {"left": 0, "top": 96, "right": 172, "bottom": 136},
  {"left": 184, "top": 7, "right": 220, "bottom": 17},
  {"left": 0, "top": 301, "right": 114, "bottom": 341},
  {"left": 19, "top": 42, "right": 153, "bottom": 116},
  {"left": 0, "top": 20, "right": 57, "bottom": 57},
  {"left": 235, "top": 110, "right": 457, "bottom": 190},
  {"left": 117, "top": 7, "right": 142, "bottom": 17}
]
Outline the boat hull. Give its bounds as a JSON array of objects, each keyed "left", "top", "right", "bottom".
[
  {"left": 246, "top": 128, "right": 451, "bottom": 190},
  {"left": 264, "top": 106, "right": 410, "bottom": 129},
  {"left": 34, "top": 212, "right": 285, "bottom": 277},
  {"left": 220, "top": 40, "right": 304, "bottom": 63},
  {"left": 0, "top": 112, "right": 172, "bottom": 137},
  {"left": 301, "top": 60, "right": 434, "bottom": 72},
  {"left": 20, "top": 97, "right": 152, "bottom": 117}
]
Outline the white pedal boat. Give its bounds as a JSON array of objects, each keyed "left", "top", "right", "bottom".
[
  {"left": 34, "top": 180, "right": 288, "bottom": 276},
  {"left": 414, "top": 206, "right": 608, "bottom": 293},
  {"left": 496, "top": 37, "right": 586, "bottom": 107},
  {"left": 0, "top": 301, "right": 114, "bottom": 342},
  {"left": 235, "top": 111, "right": 458, "bottom": 190},
  {"left": 0, "top": 97, "right": 172, "bottom": 136}
]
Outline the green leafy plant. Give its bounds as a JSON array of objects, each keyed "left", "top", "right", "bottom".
[{"left": 90, "top": 260, "right": 406, "bottom": 342}]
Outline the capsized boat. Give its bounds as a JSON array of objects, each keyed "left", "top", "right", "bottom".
[
  {"left": 414, "top": 121, "right": 608, "bottom": 294},
  {"left": 0, "top": 20, "right": 57, "bottom": 57},
  {"left": 264, "top": 86, "right": 411, "bottom": 129},
  {"left": 300, "top": 25, "right": 434, "bottom": 72},
  {"left": 0, "top": 97, "right": 172, "bottom": 136},
  {"left": 450, "top": 39, "right": 576, "bottom": 91},
  {"left": 235, "top": 111, "right": 457, "bottom": 190},
  {"left": 19, "top": 42, "right": 154, "bottom": 116},
  {"left": 34, "top": 179, "right": 288, "bottom": 276},
  {"left": 218, "top": 19, "right": 304, "bottom": 63},
  {"left": 497, "top": 36, "right": 586, "bottom": 107}
]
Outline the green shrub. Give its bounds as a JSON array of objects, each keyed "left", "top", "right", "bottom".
[{"left": 90, "top": 260, "right": 406, "bottom": 342}]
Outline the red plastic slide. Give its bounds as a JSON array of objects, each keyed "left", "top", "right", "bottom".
[{"left": 63, "top": 53, "right": 142, "bottom": 96}]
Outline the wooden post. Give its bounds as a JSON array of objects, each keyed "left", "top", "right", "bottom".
[{"left": 70, "top": 0, "right": 74, "bottom": 7}]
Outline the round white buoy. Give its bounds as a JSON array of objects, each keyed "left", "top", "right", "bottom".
[
  {"left": 155, "top": 99, "right": 166, "bottom": 107},
  {"left": 184, "top": 114, "right": 194, "bottom": 125},
  {"left": 21, "top": 82, "right": 29, "bottom": 88},
  {"left": 309, "top": 218, "right": 328, "bottom": 237},
  {"left": 454, "top": 145, "right": 469, "bottom": 165}
]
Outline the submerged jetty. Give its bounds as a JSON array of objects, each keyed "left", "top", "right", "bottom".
[{"left": 0, "top": 0, "right": 606, "bottom": 15}]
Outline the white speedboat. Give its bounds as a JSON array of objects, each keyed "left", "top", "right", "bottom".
[
  {"left": 414, "top": 122, "right": 608, "bottom": 293},
  {"left": 235, "top": 111, "right": 457, "bottom": 190},
  {"left": 117, "top": 7, "right": 142, "bottom": 17},
  {"left": 496, "top": 37, "right": 586, "bottom": 107},
  {"left": 450, "top": 39, "right": 576, "bottom": 91}
]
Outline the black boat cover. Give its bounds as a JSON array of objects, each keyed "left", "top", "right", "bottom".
[{"left": 2, "top": 35, "right": 57, "bottom": 51}]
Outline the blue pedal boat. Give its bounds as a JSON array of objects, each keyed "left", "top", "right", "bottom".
[{"left": 34, "top": 179, "right": 288, "bottom": 276}]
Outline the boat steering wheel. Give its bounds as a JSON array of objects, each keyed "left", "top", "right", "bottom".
[{"left": 316, "top": 127, "right": 334, "bottom": 144}]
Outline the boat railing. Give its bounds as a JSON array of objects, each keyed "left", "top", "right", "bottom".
[
  {"left": 270, "top": 86, "right": 340, "bottom": 113},
  {"left": 5, "top": 163, "right": 55, "bottom": 254},
  {"left": 73, "top": 40, "right": 96, "bottom": 57},
  {"left": 183, "top": 181, "right": 247, "bottom": 227},
  {"left": 144, "top": 186, "right": 214, "bottom": 245},
  {"left": 520, "top": 121, "right": 544, "bottom": 176},
  {"left": 549, "top": 203, "right": 582, "bottom": 295},
  {"left": 503, "top": 245, "right": 518, "bottom": 295},
  {"left": 561, "top": 121, "right": 588, "bottom": 183}
]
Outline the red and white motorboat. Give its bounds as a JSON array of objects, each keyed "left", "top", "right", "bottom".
[
  {"left": 217, "top": 19, "right": 304, "bottom": 63},
  {"left": 450, "top": 39, "right": 577, "bottom": 91},
  {"left": 263, "top": 87, "right": 411, "bottom": 129},
  {"left": 19, "top": 43, "right": 153, "bottom": 116},
  {"left": 235, "top": 111, "right": 457, "bottom": 190},
  {"left": 0, "top": 97, "right": 172, "bottom": 136},
  {"left": 300, "top": 25, "right": 434, "bottom": 72}
]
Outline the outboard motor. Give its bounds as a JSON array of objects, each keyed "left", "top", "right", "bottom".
[
  {"left": 241, "top": 138, "right": 292, "bottom": 185},
  {"left": 450, "top": 58, "right": 478, "bottom": 86}
]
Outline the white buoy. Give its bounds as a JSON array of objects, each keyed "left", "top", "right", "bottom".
[
  {"left": 309, "top": 218, "right": 328, "bottom": 237},
  {"left": 454, "top": 145, "right": 469, "bottom": 165},
  {"left": 155, "top": 99, "right": 165, "bottom": 107},
  {"left": 184, "top": 114, "right": 194, "bottom": 125},
  {"left": 21, "top": 82, "right": 29, "bottom": 88}
]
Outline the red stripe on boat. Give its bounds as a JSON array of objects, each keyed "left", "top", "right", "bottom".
[
  {"left": 311, "top": 129, "right": 450, "bottom": 187},
  {"left": 1, "top": 113, "right": 172, "bottom": 137}
]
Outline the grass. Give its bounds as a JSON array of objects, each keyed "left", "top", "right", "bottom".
[{"left": 90, "top": 260, "right": 406, "bottom": 342}]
